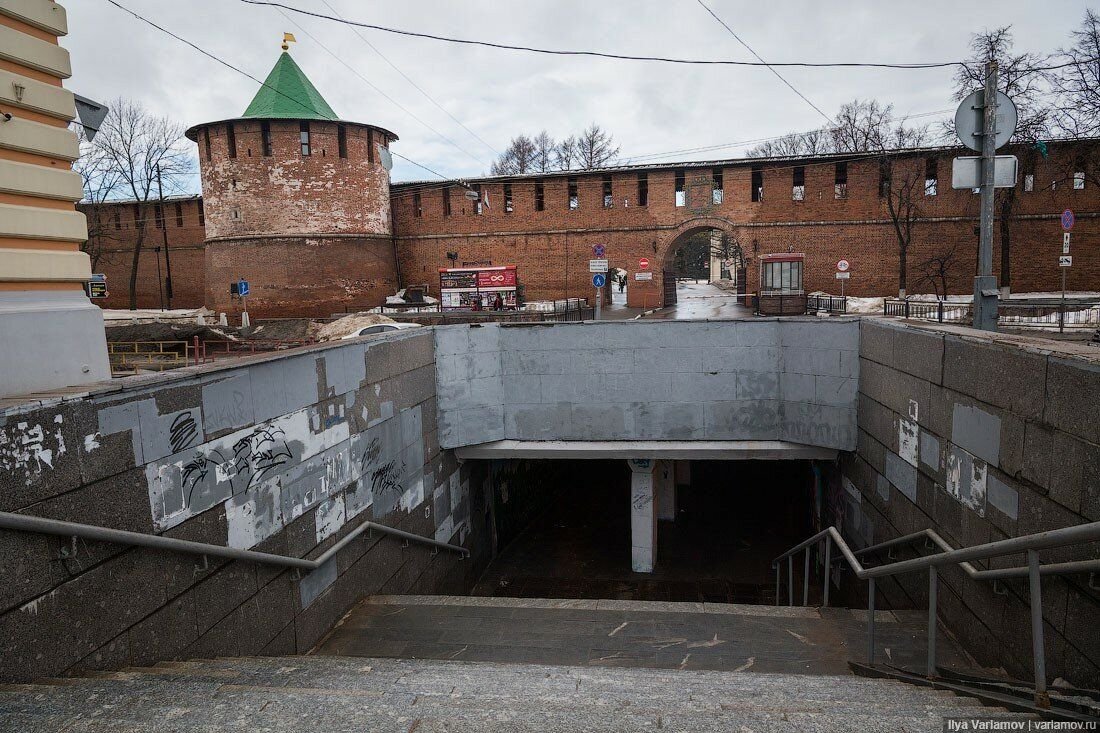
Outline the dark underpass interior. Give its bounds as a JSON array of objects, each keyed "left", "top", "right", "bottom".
[{"left": 471, "top": 459, "right": 818, "bottom": 604}]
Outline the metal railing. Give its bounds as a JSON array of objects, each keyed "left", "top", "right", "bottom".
[
  {"left": 773, "top": 522, "right": 1100, "bottom": 708},
  {"left": 806, "top": 294, "right": 848, "bottom": 314},
  {"left": 0, "top": 511, "right": 469, "bottom": 574},
  {"left": 884, "top": 298, "right": 1100, "bottom": 333}
]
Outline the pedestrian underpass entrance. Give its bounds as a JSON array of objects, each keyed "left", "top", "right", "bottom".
[{"left": 469, "top": 457, "right": 820, "bottom": 604}]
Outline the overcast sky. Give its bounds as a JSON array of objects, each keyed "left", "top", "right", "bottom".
[{"left": 66, "top": 0, "right": 1093, "bottom": 188}]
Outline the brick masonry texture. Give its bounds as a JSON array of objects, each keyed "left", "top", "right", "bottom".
[
  {"left": 88, "top": 140, "right": 1099, "bottom": 316},
  {"left": 841, "top": 318, "right": 1100, "bottom": 688},
  {"left": 0, "top": 330, "right": 487, "bottom": 683}
]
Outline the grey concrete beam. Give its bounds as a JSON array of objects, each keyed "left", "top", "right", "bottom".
[{"left": 453, "top": 439, "right": 838, "bottom": 461}]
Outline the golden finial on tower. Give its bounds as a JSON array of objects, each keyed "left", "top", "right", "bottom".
[{"left": 281, "top": 32, "right": 296, "bottom": 52}]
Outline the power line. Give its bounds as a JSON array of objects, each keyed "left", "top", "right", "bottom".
[
  {"left": 694, "top": 0, "right": 831, "bottom": 123},
  {"left": 102, "top": 0, "right": 454, "bottom": 183},
  {"left": 318, "top": 0, "right": 500, "bottom": 157},
  {"left": 275, "top": 7, "right": 488, "bottom": 167},
  {"left": 238, "top": 1, "right": 969, "bottom": 70}
]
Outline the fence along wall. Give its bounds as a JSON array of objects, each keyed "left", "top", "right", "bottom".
[
  {"left": 842, "top": 318, "right": 1100, "bottom": 688},
  {"left": 434, "top": 319, "right": 860, "bottom": 450},
  {"left": 0, "top": 329, "right": 485, "bottom": 683}
]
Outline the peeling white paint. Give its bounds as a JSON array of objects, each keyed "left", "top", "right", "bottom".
[
  {"left": 315, "top": 494, "right": 347, "bottom": 543},
  {"left": 898, "top": 419, "right": 918, "bottom": 468},
  {"left": 84, "top": 433, "right": 101, "bottom": 452}
]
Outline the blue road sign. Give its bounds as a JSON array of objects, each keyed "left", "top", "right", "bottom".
[
  {"left": 238, "top": 280, "right": 250, "bottom": 297},
  {"left": 1062, "top": 209, "right": 1075, "bottom": 231},
  {"left": 592, "top": 273, "right": 606, "bottom": 288},
  {"left": 593, "top": 244, "right": 606, "bottom": 257}
]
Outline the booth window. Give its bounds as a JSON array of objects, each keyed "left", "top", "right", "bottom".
[{"left": 761, "top": 259, "right": 803, "bottom": 293}]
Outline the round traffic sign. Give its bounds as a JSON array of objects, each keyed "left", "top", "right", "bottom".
[
  {"left": 639, "top": 257, "right": 650, "bottom": 270},
  {"left": 836, "top": 259, "right": 850, "bottom": 272},
  {"left": 1062, "top": 209, "right": 1075, "bottom": 231},
  {"left": 592, "top": 273, "right": 606, "bottom": 288},
  {"left": 593, "top": 244, "right": 606, "bottom": 257},
  {"left": 954, "top": 89, "right": 1018, "bottom": 153}
]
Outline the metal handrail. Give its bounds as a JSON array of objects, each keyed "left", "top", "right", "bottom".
[
  {"left": 0, "top": 511, "right": 470, "bottom": 574},
  {"left": 771, "top": 522, "right": 1100, "bottom": 708}
]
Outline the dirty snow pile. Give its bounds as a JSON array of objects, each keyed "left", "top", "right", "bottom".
[
  {"left": 100, "top": 306, "right": 216, "bottom": 325},
  {"left": 314, "top": 313, "right": 397, "bottom": 341}
]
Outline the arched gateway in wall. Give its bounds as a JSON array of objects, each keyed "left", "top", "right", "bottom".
[{"left": 654, "top": 216, "right": 748, "bottom": 308}]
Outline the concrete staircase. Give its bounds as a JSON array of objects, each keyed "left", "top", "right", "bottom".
[{"left": 0, "top": 654, "right": 1032, "bottom": 732}]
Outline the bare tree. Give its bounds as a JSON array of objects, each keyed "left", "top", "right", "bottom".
[
  {"left": 573, "top": 124, "right": 620, "bottom": 169},
  {"left": 914, "top": 243, "right": 962, "bottom": 299},
  {"left": 73, "top": 139, "right": 123, "bottom": 271},
  {"left": 490, "top": 135, "right": 537, "bottom": 175},
  {"left": 532, "top": 130, "right": 556, "bottom": 172},
  {"left": 747, "top": 127, "right": 832, "bottom": 157},
  {"left": 91, "top": 98, "right": 192, "bottom": 309},
  {"left": 554, "top": 134, "right": 578, "bottom": 170},
  {"left": 1052, "top": 10, "right": 1100, "bottom": 137},
  {"left": 881, "top": 156, "right": 926, "bottom": 299}
]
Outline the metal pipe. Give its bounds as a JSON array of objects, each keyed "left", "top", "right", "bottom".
[
  {"left": 867, "top": 577, "right": 876, "bottom": 665},
  {"left": 823, "top": 536, "right": 831, "bottom": 607},
  {"left": 0, "top": 512, "right": 468, "bottom": 573},
  {"left": 1028, "top": 550, "right": 1050, "bottom": 709},
  {"left": 788, "top": 555, "right": 794, "bottom": 607},
  {"left": 775, "top": 562, "right": 780, "bottom": 606},
  {"left": 927, "top": 565, "right": 937, "bottom": 678},
  {"left": 803, "top": 546, "right": 810, "bottom": 606}
]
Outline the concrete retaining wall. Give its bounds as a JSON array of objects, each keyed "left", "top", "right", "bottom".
[
  {"left": 843, "top": 319, "right": 1100, "bottom": 687},
  {"left": 0, "top": 330, "right": 487, "bottom": 683},
  {"left": 435, "top": 319, "right": 860, "bottom": 451}
]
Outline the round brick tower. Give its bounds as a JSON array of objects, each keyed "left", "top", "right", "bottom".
[{"left": 186, "top": 49, "right": 399, "bottom": 317}]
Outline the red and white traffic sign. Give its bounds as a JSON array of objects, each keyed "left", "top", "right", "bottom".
[
  {"left": 836, "top": 259, "right": 850, "bottom": 272},
  {"left": 638, "top": 257, "right": 650, "bottom": 270}
]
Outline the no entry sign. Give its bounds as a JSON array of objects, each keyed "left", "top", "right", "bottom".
[{"left": 639, "top": 257, "right": 650, "bottom": 270}]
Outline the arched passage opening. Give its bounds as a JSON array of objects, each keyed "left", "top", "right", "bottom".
[{"left": 654, "top": 218, "right": 747, "bottom": 308}]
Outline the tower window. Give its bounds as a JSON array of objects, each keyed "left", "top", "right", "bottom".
[
  {"left": 197, "top": 199, "right": 205, "bottom": 226},
  {"left": 203, "top": 128, "right": 211, "bottom": 161},
  {"left": 637, "top": 172, "right": 648, "bottom": 206},
  {"left": 414, "top": 192, "right": 422, "bottom": 217},
  {"left": 834, "top": 162, "right": 848, "bottom": 199},
  {"left": 175, "top": 202, "right": 184, "bottom": 227},
  {"left": 602, "top": 175, "right": 613, "bottom": 208},
  {"left": 675, "top": 169, "right": 686, "bottom": 207},
  {"left": 751, "top": 166, "right": 763, "bottom": 202},
  {"left": 792, "top": 166, "right": 805, "bottom": 201},
  {"left": 568, "top": 177, "right": 578, "bottom": 210},
  {"left": 443, "top": 186, "right": 452, "bottom": 216},
  {"left": 712, "top": 168, "right": 724, "bottom": 204},
  {"left": 924, "top": 158, "right": 938, "bottom": 196},
  {"left": 300, "top": 122, "right": 311, "bottom": 156},
  {"left": 337, "top": 124, "right": 348, "bottom": 159},
  {"left": 261, "top": 122, "right": 272, "bottom": 156},
  {"left": 226, "top": 123, "right": 237, "bottom": 159},
  {"left": 367, "top": 130, "right": 374, "bottom": 164},
  {"left": 535, "top": 180, "right": 545, "bottom": 211}
]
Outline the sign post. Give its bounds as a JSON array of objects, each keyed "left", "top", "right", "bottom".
[
  {"left": 1060, "top": 210, "right": 1074, "bottom": 333},
  {"left": 592, "top": 273, "right": 606, "bottom": 320},
  {"left": 836, "top": 260, "right": 850, "bottom": 300}
]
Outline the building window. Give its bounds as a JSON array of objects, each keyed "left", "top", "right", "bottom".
[
  {"left": 197, "top": 199, "right": 205, "bottom": 226},
  {"left": 226, "top": 123, "right": 237, "bottom": 159},
  {"left": 792, "top": 166, "right": 805, "bottom": 201},
  {"left": 535, "top": 180, "right": 545, "bottom": 211},
  {"left": 337, "top": 124, "right": 348, "bottom": 159},
  {"left": 230, "top": 207, "right": 242, "bottom": 222},
  {"left": 473, "top": 184, "right": 482, "bottom": 215},
  {"left": 300, "top": 122, "right": 311, "bottom": 156},
  {"left": 751, "top": 166, "right": 763, "bottom": 202},
  {"left": 568, "top": 177, "right": 578, "bottom": 210},
  {"left": 834, "top": 162, "right": 848, "bottom": 199},
  {"left": 504, "top": 184, "right": 514, "bottom": 213},
  {"left": 260, "top": 122, "right": 272, "bottom": 156},
  {"left": 413, "top": 192, "right": 422, "bottom": 217},
  {"left": 675, "top": 169, "right": 686, "bottom": 207},
  {"left": 602, "top": 175, "right": 613, "bottom": 208},
  {"left": 113, "top": 209, "right": 121, "bottom": 230},
  {"left": 154, "top": 203, "right": 164, "bottom": 229},
  {"left": 1074, "top": 159, "right": 1086, "bottom": 189},
  {"left": 203, "top": 128, "right": 211, "bottom": 161},
  {"left": 879, "top": 159, "right": 891, "bottom": 197},
  {"left": 712, "top": 168, "right": 724, "bottom": 204},
  {"left": 924, "top": 158, "right": 938, "bottom": 196},
  {"left": 637, "top": 172, "right": 648, "bottom": 206},
  {"left": 175, "top": 202, "right": 184, "bottom": 227},
  {"left": 443, "top": 187, "right": 452, "bottom": 216},
  {"left": 1023, "top": 172, "right": 1034, "bottom": 192}
]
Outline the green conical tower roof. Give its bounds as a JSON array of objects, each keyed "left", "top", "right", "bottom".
[{"left": 242, "top": 52, "right": 338, "bottom": 121}]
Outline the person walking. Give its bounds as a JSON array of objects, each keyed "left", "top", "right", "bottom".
[{"left": 618, "top": 275, "right": 626, "bottom": 294}]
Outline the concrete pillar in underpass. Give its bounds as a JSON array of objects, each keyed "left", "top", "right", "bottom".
[
  {"left": 628, "top": 458, "right": 656, "bottom": 573},
  {"left": 656, "top": 460, "right": 676, "bottom": 521}
]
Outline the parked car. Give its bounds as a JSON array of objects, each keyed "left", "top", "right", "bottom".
[{"left": 341, "top": 322, "right": 422, "bottom": 340}]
